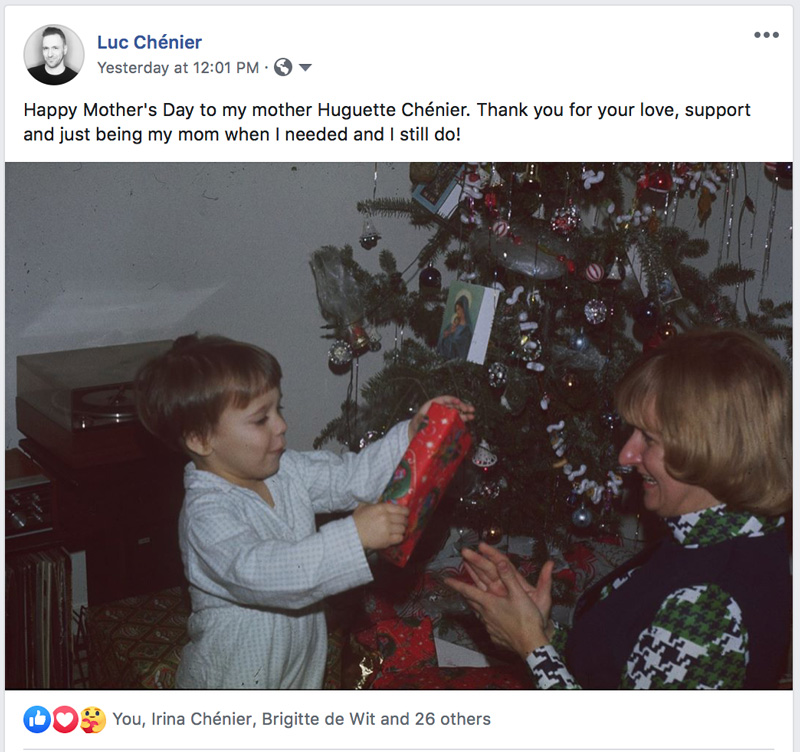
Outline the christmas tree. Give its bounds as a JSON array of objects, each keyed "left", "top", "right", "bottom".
[{"left": 310, "top": 162, "right": 792, "bottom": 560}]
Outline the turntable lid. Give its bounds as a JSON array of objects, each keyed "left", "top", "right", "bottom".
[{"left": 17, "top": 340, "right": 173, "bottom": 390}]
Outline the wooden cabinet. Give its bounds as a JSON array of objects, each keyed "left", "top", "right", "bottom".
[{"left": 18, "top": 439, "right": 186, "bottom": 605}]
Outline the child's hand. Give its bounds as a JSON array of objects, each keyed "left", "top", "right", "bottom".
[
  {"left": 353, "top": 502, "right": 410, "bottom": 551},
  {"left": 409, "top": 396, "right": 475, "bottom": 440}
]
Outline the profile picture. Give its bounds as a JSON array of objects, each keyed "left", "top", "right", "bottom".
[{"left": 24, "top": 25, "right": 84, "bottom": 85}]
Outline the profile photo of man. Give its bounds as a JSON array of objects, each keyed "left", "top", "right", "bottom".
[{"left": 27, "top": 26, "right": 79, "bottom": 85}]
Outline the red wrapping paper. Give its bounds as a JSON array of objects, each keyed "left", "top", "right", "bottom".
[{"left": 378, "top": 403, "right": 472, "bottom": 567}]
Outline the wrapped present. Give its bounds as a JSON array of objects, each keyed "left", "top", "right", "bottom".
[{"left": 379, "top": 403, "right": 472, "bottom": 567}]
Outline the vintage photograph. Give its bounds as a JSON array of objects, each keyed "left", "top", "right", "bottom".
[{"left": 5, "top": 162, "right": 792, "bottom": 691}]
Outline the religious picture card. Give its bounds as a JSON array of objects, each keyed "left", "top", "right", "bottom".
[{"left": 436, "top": 281, "right": 500, "bottom": 365}]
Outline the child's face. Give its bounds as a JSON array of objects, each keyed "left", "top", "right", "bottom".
[{"left": 193, "top": 386, "right": 287, "bottom": 491}]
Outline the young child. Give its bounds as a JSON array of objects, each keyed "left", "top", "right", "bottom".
[{"left": 135, "top": 334, "right": 473, "bottom": 689}]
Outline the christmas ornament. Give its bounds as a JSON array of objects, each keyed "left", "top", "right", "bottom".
[
  {"left": 492, "top": 219, "right": 510, "bottom": 237},
  {"left": 359, "top": 430, "right": 382, "bottom": 449},
  {"left": 572, "top": 505, "right": 593, "bottom": 529},
  {"left": 488, "top": 165, "right": 505, "bottom": 188},
  {"left": 481, "top": 524, "right": 504, "bottom": 545},
  {"left": 368, "top": 330, "right": 382, "bottom": 352},
  {"left": 582, "top": 169, "right": 605, "bottom": 190},
  {"left": 519, "top": 163, "right": 541, "bottom": 193},
  {"left": 419, "top": 265, "right": 442, "bottom": 297},
  {"left": 584, "top": 262, "right": 605, "bottom": 283},
  {"left": 775, "top": 162, "right": 793, "bottom": 181},
  {"left": 600, "top": 409, "right": 621, "bottom": 431},
  {"left": 527, "top": 288, "right": 543, "bottom": 308},
  {"left": 471, "top": 225, "right": 569, "bottom": 280},
  {"left": 349, "top": 324, "right": 371, "bottom": 356},
  {"left": 707, "top": 301, "right": 725, "bottom": 324},
  {"left": 557, "top": 255, "right": 577, "bottom": 275},
  {"left": 487, "top": 362, "right": 509, "bottom": 389},
  {"left": 311, "top": 246, "right": 367, "bottom": 329},
  {"left": 639, "top": 163, "right": 673, "bottom": 194},
  {"left": 550, "top": 202, "right": 581, "bottom": 235},
  {"left": 472, "top": 440, "right": 499, "bottom": 468},
  {"left": 569, "top": 329, "right": 590, "bottom": 351},
  {"left": 517, "top": 335, "right": 542, "bottom": 361},
  {"left": 604, "top": 256, "right": 626, "bottom": 284},
  {"left": 359, "top": 218, "right": 381, "bottom": 250},
  {"left": 461, "top": 171, "right": 485, "bottom": 200},
  {"left": 644, "top": 330, "right": 665, "bottom": 352},
  {"left": 328, "top": 340, "right": 353, "bottom": 371},
  {"left": 505, "top": 285, "right": 525, "bottom": 305},
  {"left": 584, "top": 299, "right": 608, "bottom": 325},
  {"left": 633, "top": 299, "right": 659, "bottom": 326}
]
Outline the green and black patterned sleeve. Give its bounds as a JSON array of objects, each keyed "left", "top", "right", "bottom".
[
  {"left": 620, "top": 583, "right": 748, "bottom": 689},
  {"left": 526, "top": 583, "right": 748, "bottom": 689}
]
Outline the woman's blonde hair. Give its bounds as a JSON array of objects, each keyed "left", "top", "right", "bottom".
[{"left": 615, "top": 328, "right": 791, "bottom": 515}]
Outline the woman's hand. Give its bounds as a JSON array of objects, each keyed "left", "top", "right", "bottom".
[
  {"left": 462, "top": 543, "right": 555, "bottom": 635},
  {"left": 445, "top": 561, "right": 551, "bottom": 657},
  {"left": 408, "top": 395, "right": 475, "bottom": 440}
]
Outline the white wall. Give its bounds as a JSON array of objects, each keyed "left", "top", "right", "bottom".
[
  {"left": 5, "top": 163, "right": 792, "bottom": 453},
  {"left": 6, "top": 162, "right": 428, "bottom": 451}
]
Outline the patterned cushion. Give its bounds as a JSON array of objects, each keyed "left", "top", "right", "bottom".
[{"left": 86, "top": 587, "right": 190, "bottom": 689}]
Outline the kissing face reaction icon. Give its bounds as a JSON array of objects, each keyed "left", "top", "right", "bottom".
[{"left": 80, "top": 707, "right": 106, "bottom": 734}]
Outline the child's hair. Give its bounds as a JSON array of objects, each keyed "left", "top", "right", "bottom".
[
  {"left": 135, "top": 334, "right": 282, "bottom": 454},
  {"left": 615, "top": 328, "right": 791, "bottom": 515}
]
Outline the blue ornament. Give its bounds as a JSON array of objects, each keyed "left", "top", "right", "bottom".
[
  {"left": 570, "top": 329, "right": 590, "bottom": 351},
  {"left": 634, "top": 299, "right": 659, "bottom": 325},
  {"left": 572, "top": 505, "right": 593, "bottom": 528}
]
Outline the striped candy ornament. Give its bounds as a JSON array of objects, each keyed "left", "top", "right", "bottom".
[
  {"left": 584, "top": 262, "right": 605, "bottom": 283},
  {"left": 492, "top": 220, "right": 510, "bottom": 237}
]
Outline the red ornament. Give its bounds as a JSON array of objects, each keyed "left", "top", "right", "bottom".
[
  {"left": 550, "top": 202, "right": 581, "bottom": 236},
  {"left": 557, "top": 255, "right": 577, "bottom": 274},
  {"left": 639, "top": 163, "right": 674, "bottom": 194},
  {"left": 644, "top": 331, "right": 664, "bottom": 352}
]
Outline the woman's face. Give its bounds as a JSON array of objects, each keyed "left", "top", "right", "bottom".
[
  {"left": 455, "top": 302, "right": 464, "bottom": 322},
  {"left": 618, "top": 408, "right": 716, "bottom": 517}
]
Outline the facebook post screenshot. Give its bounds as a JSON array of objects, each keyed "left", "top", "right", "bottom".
[{"left": 3, "top": 3, "right": 795, "bottom": 752}]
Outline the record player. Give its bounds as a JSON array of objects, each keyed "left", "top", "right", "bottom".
[{"left": 17, "top": 340, "right": 172, "bottom": 468}]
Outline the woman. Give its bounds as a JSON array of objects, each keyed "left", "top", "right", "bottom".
[
  {"left": 438, "top": 295, "right": 472, "bottom": 360},
  {"left": 447, "top": 329, "right": 792, "bottom": 688}
]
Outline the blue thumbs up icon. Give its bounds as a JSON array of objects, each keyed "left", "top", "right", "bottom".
[{"left": 24, "top": 706, "right": 51, "bottom": 733}]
